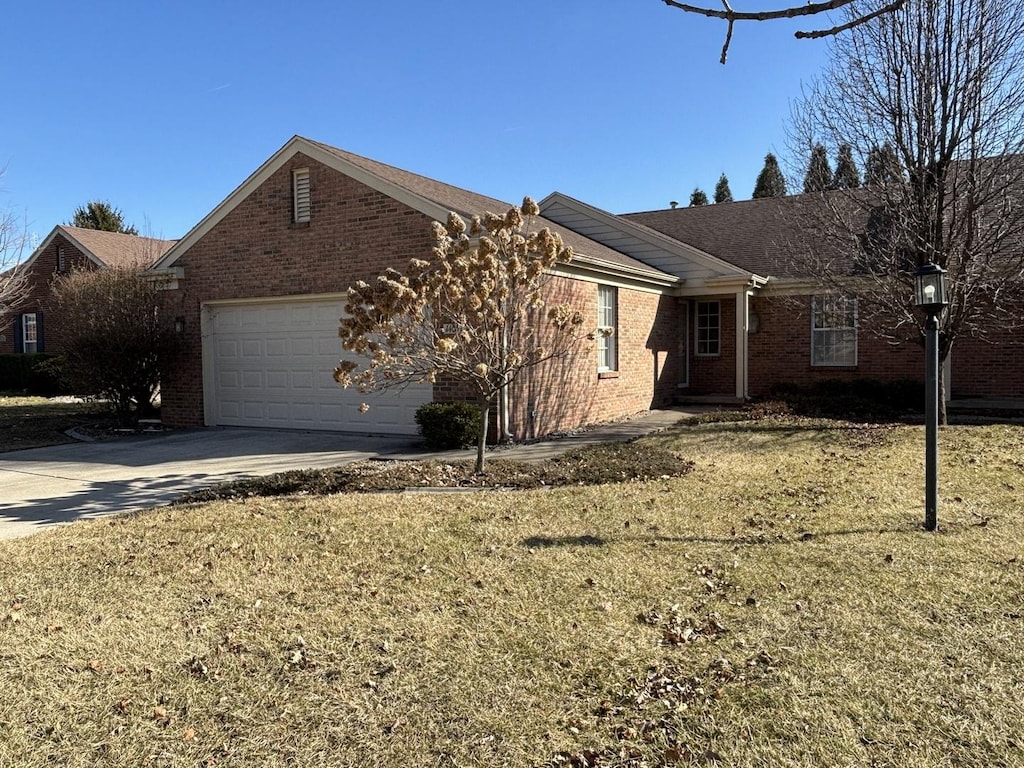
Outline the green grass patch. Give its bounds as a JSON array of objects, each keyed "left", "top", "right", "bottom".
[{"left": 1, "top": 420, "right": 1022, "bottom": 766}]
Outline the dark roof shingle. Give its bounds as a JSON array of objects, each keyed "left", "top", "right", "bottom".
[{"left": 623, "top": 197, "right": 825, "bottom": 277}]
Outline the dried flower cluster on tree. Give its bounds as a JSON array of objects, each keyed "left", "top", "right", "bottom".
[{"left": 335, "top": 198, "right": 593, "bottom": 471}]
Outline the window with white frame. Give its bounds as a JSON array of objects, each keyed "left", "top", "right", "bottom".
[
  {"left": 22, "top": 313, "right": 38, "bottom": 353},
  {"left": 293, "top": 168, "right": 311, "bottom": 223},
  {"left": 696, "top": 301, "right": 720, "bottom": 356},
  {"left": 811, "top": 295, "right": 858, "bottom": 366},
  {"left": 597, "top": 285, "right": 618, "bottom": 371}
]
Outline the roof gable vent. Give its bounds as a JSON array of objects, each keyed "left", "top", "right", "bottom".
[{"left": 293, "top": 169, "right": 311, "bottom": 223}]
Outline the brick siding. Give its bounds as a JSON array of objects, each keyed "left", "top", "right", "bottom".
[
  {"left": 747, "top": 295, "right": 922, "bottom": 394},
  {"left": 508, "top": 281, "right": 681, "bottom": 439},
  {"left": 0, "top": 235, "right": 96, "bottom": 354},
  {"left": 950, "top": 330, "right": 1024, "bottom": 398},
  {"left": 159, "top": 153, "right": 441, "bottom": 427}
]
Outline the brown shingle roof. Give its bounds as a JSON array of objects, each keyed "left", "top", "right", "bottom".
[
  {"left": 623, "top": 196, "right": 830, "bottom": 278},
  {"left": 307, "top": 139, "right": 674, "bottom": 281},
  {"left": 60, "top": 226, "right": 177, "bottom": 269}
]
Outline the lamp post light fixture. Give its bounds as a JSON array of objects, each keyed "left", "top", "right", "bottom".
[{"left": 913, "top": 262, "right": 948, "bottom": 531}]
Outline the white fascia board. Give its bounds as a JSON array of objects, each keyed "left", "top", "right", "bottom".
[
  {"left": 704, "top": 274, "right": 769, "bottom": 290},
  {"left": 200, "top": 291, "right": 351, "bottom": 308},
  {"left": 540, "top": 191, "right": 752, "bottom": 280},
  {"left": 760, "top": 275, "right": 866, "bottom": 297},
  {"left": 549, "top": 257, "right": 683, "bottom": 295},
  {"left": 153, "top": 136, "right": 454, "bottom": 272},
  {"left": 673, "top": 274, "right": 768, "bottom": 297}
]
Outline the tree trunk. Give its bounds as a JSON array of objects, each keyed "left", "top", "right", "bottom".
[
  {"left": 939, "top": 357, "right": 948, "bottom": 426},
  {"left": 475, "top": 395, "right": 490, "bottom": 474}
]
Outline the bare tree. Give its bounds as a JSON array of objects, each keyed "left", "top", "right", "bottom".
[
  {"left": 335, "top": 198, "right": 592, "bottom": 473},
  {"left": 788, "top": 0, "right": 1024, "bottom": 421},
  {"left": 0, "top": 172, "right": 30, "bottom": 328},
  {"left": 662, "top": 0, "right": 907, "bottom": 63}
]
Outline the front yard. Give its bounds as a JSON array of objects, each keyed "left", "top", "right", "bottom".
[
  {"left": 0, "top": 395, "right": 112, "bottom": 451},
  {"left": 0, "top": 418, "right": 1022, "bottom": 766}
]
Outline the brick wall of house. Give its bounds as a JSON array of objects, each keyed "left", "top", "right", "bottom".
[
  {"left": 159, "top": 153, "right": 441, "bottom": 427},
  {"left": 950, "top": 332, "right": 1024, "bottom": 398},
  {"left": 747, "top": 295, "right": 922, "bottom": 395},
  {"left": 686, "top": 295, "right": 737, "bottom": 395},
  {"left": 0, "top": 235, "right": 95, "bottom": 354},
  {"left": 508, "top": 280, "right": 681, "bottom": 439}
]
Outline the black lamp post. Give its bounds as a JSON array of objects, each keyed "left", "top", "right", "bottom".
[{"left": 914, "top": 263, "right": 948, "bottom": 531}]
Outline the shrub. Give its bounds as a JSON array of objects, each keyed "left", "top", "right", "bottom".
[
  {"left": 415, "top": 401, "right": 482, "bottom": 450},
  {"left": 764, "top": 378, "right": 923, "bottom": 421},
  {"left": 0, "top": 353, "right": 68, "bottom": 396},
  {"left": 50, "top": 266, "right": 177, "bottom": 426}
]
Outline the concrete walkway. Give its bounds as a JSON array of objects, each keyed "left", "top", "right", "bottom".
[
  {"left": 0, "top": 408, "right": 695, "bottom": 541},
  {"left": 393, "top": 407, "right": 695, "bottom": 463}
]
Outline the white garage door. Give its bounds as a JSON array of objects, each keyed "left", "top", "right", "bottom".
[{"left": 205, "top": 298, "right": 431, "bottom": 435}]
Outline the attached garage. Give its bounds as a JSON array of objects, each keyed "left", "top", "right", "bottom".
[{"left": 202, "top": 297, "right": 431, "bottom": 435}]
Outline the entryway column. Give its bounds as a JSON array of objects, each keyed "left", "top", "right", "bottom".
[{"left": 735, "top": 290, "right": 748, "bottom": 400}]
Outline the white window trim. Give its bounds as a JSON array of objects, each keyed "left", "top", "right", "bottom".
[
  {"left": 695, "top": 300, "right": 721, "bottom": 357},
  {"left": 293, "top": 168, "right": 311, "bottom": 223},
  {"left": 597, "top": 285, "right": 618, "bottom": 372},
  {"left": 22, "top": 312, "right": 38, "bottom": 353},
  {"left": 810, "top": 295, "right": 858, "bottom": 367}
]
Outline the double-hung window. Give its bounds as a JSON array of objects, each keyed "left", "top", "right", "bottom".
[
  {"left": 696, "top": 301, "right": 720, "bottom": 356},
  {"left": 597, "top": 285, "right": 617, "bottom": 372},
  {"left": 811, "top": 295, "right": 858, "bottom": 366},
  {"left": 22, "top": 313, "right": 38, "bottom": 353}
]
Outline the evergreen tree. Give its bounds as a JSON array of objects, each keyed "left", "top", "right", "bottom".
[
  {"left": 752, "top": 153, "right": 787, "bottom": 198},
  {"left": 68, "top": 201, "right": 139, "bottom": 235},
  {"left": 803, "top": 143, "right": 832, "bottom": 193},
  {"left": 864, "top": 142, "right": 903, "bottom": 185},
  {"left": 830, "top": 144, "right": 861, "bottom": 189},
  {"left": 689, "top": 187, "right": 709, "bottom": 206},
  {"left": 713, "top": 173, "right": 733, "bottom": 203}
]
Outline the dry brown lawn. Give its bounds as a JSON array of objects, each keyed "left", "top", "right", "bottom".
[
  {"left": 1, "top": 418, "right": 1022, "bottom": 767},
  {"left": 0, "top": 395, "right": 112, "bottom": 452}
]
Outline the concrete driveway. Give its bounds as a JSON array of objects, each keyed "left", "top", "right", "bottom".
[{"left": 0, "top": 428, "right": 420, "bottom": 541}]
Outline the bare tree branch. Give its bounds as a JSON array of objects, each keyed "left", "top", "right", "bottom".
[
  {"left": 0, "top": 170, "right": 30, "bottom": 329},
  {"left": 794, "top": 1, "right": 907, "bottom": 39},
  {"left": 662, "top": 0, "right": 908, "bottom": 62},
  {"left": 786, "top": 0, "right": 1024, "bottom": 421}
]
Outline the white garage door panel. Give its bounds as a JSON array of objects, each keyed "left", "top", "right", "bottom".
[{"left": 207, "top": 299, "right": 430, "bottom": 434}]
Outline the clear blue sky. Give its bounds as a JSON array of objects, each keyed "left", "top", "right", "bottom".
[{"left": 0, "top": 1, "right": 830, "bottom": 244}]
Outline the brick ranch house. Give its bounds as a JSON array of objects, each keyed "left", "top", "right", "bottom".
[
  {"left": 149, "top": 136, "right": 1022, "bottom": 439},
  {"left": 1, "top": 226, "right": 175, "bottom": 354}
]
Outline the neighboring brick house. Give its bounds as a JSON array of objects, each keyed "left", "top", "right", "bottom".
[
  {"left": 151, "top": 136, "right": 1022, "bottom": 440},
  {"left": 2, "top": 226, "right": 176, "bottom": 354}
]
